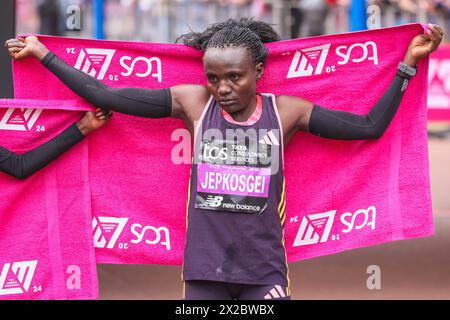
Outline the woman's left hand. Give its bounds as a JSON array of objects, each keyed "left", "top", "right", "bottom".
[
  {"left": 76, "top": 108, "right": 113, "bottom": 135},
  {"left": 403, "top": 23, "right": 444, "bottom": 67}
]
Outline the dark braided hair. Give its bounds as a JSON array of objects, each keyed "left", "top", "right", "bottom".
[{"left": 177, "top": 18, "right": 280, "bottom": 66}]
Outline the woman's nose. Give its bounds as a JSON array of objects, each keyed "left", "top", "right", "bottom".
[{"left": 217, "top": 81, "right": 231, "bottom": 95}]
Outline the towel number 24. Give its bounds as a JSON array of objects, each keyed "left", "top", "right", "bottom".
[{"left": 33, "top": 285, "right": 42, "bottom": 292}]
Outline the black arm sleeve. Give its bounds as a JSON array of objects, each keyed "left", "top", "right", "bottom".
[
  {"left": 308, "top": 71, "right": 411, "bottom": 140},
  {"left": 0, "top": 123, "right": 84, "bottom": 179},
  {"left": 41, "top": 52, "right": 172, "bottom": 118}
]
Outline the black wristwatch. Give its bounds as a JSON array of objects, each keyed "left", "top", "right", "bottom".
[{"left": 397, "top": 62, "right": 417, "bottom": 79}]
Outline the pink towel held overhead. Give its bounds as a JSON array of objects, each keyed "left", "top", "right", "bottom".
[{"left": 9, "top": 23, "right": 433, "bottom": 265}]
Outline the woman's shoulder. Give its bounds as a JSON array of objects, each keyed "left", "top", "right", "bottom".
[{"left": 170, "top": 84, "right": 210, "bottom": 123}]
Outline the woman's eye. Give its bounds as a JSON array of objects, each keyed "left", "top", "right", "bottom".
[
  {"left": 208, "top": 77, "right": 217, "bottom": 82},
  {"left": 230, "top": 74, "right": 239, "bottom": 81}
]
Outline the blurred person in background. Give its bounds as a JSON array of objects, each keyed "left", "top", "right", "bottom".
[
  {"left": 433, "top": 0, "right": 450, "bottom": 40},
  {"left": 38, "top": 0, "right": 63, "bottom": 36},
  {"left": 291, "top": 0, "right": 303, "bottom": 38},
  {"left": 131, "top": 0, "right": 156, "bottom": 41},
  {"left": 292, "top": 0, "right": 330, "bottom": 37},
  {"left": 372, "top": 0, "right": 448, "bottom": 26}
]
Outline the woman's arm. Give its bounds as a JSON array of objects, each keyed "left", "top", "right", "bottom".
[
  {"left": 308, "top": 69, "right": 409, "bottom": 140},
  {"left": 40, "top": 52, "right": 172, "bottom": 118},
  {"left": 5, "top": 36, "right": 174, "bottom": 118},
  {"left": 282, "top": 23, "right": 444, "bottom": 140},
  {"left": 0, "top": 110, "right": 110, "bottom": 179}
]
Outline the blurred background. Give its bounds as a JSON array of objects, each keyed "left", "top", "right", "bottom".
[
  {"left": 2, "top": 0, "right": 450, "bottom": 299},
  {"left": 11, "top": 0, "right": 450, "bottom": 42}
]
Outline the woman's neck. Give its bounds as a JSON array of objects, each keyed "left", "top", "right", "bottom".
[{"left": 222, "top": 94, "right": 262, "bottom": 125}]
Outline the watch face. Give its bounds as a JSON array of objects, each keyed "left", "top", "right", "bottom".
[
  {"left": 399, "top": 63, "right": 416, "bottom": 76},
  {"left": 406, "top": 66, "right": 416, "bottom": 76}
]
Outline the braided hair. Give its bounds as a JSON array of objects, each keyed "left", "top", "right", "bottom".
[{"left": 177, "top": 18, "right": 280, "bottom": 66}]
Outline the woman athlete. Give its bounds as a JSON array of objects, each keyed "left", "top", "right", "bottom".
[
  {"left": 5, "top": 18, "right": 443, "bottom": 300},
  {"left": 0, "top": 109, "right": 111, "bottom": 179}
]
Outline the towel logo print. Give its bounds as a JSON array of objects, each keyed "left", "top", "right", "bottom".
[
  {"left": 93, "top": 216, "right": 171, "bottom": 250},
  {"left": 120, "top": 55, "right": 162, "bottom": 83},
  {"left": 292, "top": 206, "right": 377, "bottom": 247},
  {"left": 0, "top": 260, "right": 38, "bottom": 296},
  {"left": 341, "top": 206, "right": 376, "bottom": 233},
  {"left": 292, "top": 210, "right": 336, "bottom": 246},
  {"left": 287, "top": 44, "right": 331, "bottom": 78},
  {"left": 335, "top": 41, "right": 378, "bottom": 66},
  {"left": 428, "top": 58, "right": 450, "bottom": 108},
  {"left": 130, "top": 223, "right": 171, "bottom": 250},
  {"left": 74, "top": 48, "right": 116, "bottom": 80},
  {"left": 92, "top": 216, "right": 129, "bottom": 249},
  {"left": 0, "top": 108, "right": 43, "bottom": 131}
]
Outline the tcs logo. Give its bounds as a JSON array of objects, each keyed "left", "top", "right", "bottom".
[
  {"left": 72, "top": 48, "right": 162, "bottom": 83},
  {"left": 336, "top": 41, "right": 378, "bottom": 66}
]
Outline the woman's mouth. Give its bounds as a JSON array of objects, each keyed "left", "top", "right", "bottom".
[{"left": 218, "top": 99, "right": 236, "bottom": 106}]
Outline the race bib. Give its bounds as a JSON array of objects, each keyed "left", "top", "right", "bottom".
[{"left": 195, "top": 139, "right": 273, "bottom": 214}]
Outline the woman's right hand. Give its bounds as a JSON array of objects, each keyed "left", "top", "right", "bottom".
[{"left": 4, "top": 36, "right": 49, "bottom": 61}]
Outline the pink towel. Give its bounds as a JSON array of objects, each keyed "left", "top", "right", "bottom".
[
  {"left": 0, "top": 99, "right": 98, "bottom": 299},
  {"left": 428, "top": 44, "right": 450, "bottom": 120},
  {"left": 10, "top": 23, "right": 433, "bottom": 265}
]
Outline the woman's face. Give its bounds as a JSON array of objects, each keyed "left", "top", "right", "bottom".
[{"left": 203, "top": 46, "right": 263, "bottom": 114}]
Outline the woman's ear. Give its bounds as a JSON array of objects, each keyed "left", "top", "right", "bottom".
[{"left": 256, "top": 62, "right": 264, "bottom": 81}]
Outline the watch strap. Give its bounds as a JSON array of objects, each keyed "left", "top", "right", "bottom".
[{"left": 397, "top": 62, "right": 417, "bottom": 79}]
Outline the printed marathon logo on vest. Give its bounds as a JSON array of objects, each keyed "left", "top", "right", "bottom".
[
  {"left": 0, "top": 260, "right": 37, "bottom": 296},
  {"left": 74, "top": 48, "right": 116, "bottom": 80},
  {"left": 291, "top": 205, "right": 376, "bottom": 247},
  {"left": 0, "top": 108, "right": 43, "bottom": 131},
  {"left": 92, "top": 216, "right": 171, "bottom": 251},
  {"left": 194, "top": 129, "right": 280, "bottom": 214}
]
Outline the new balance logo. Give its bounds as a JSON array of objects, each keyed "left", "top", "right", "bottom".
[
  {"left": 202, "top": 195, "right": 223, "bottom": 208},
  {"left": 92, "top": 216, "right": 128, "bottom": 249},
  {"left": 264, "top": 285, "right": 286, "bottom": 299},
  {"left": 287, "top": 44, "right": 331, "bottom": 78},
  {"left": 74, "top": 48, "right": 116, "bottom": 80},
  {"left": 293, "top": 210, "right": 336, "bottom": 246},
  {"left": 0, "top": 108, "right": 43, "bottom": 131},
  {"left": 0, "top": 260, "right": 38, "bottom": 296},
  {"left": 259, "top": 130, "right": 280, "bottom": 146}
]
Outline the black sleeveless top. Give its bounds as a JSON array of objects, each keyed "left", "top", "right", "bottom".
[{"left": 182, "top": 93, "right": 289, "bottom": 287}]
